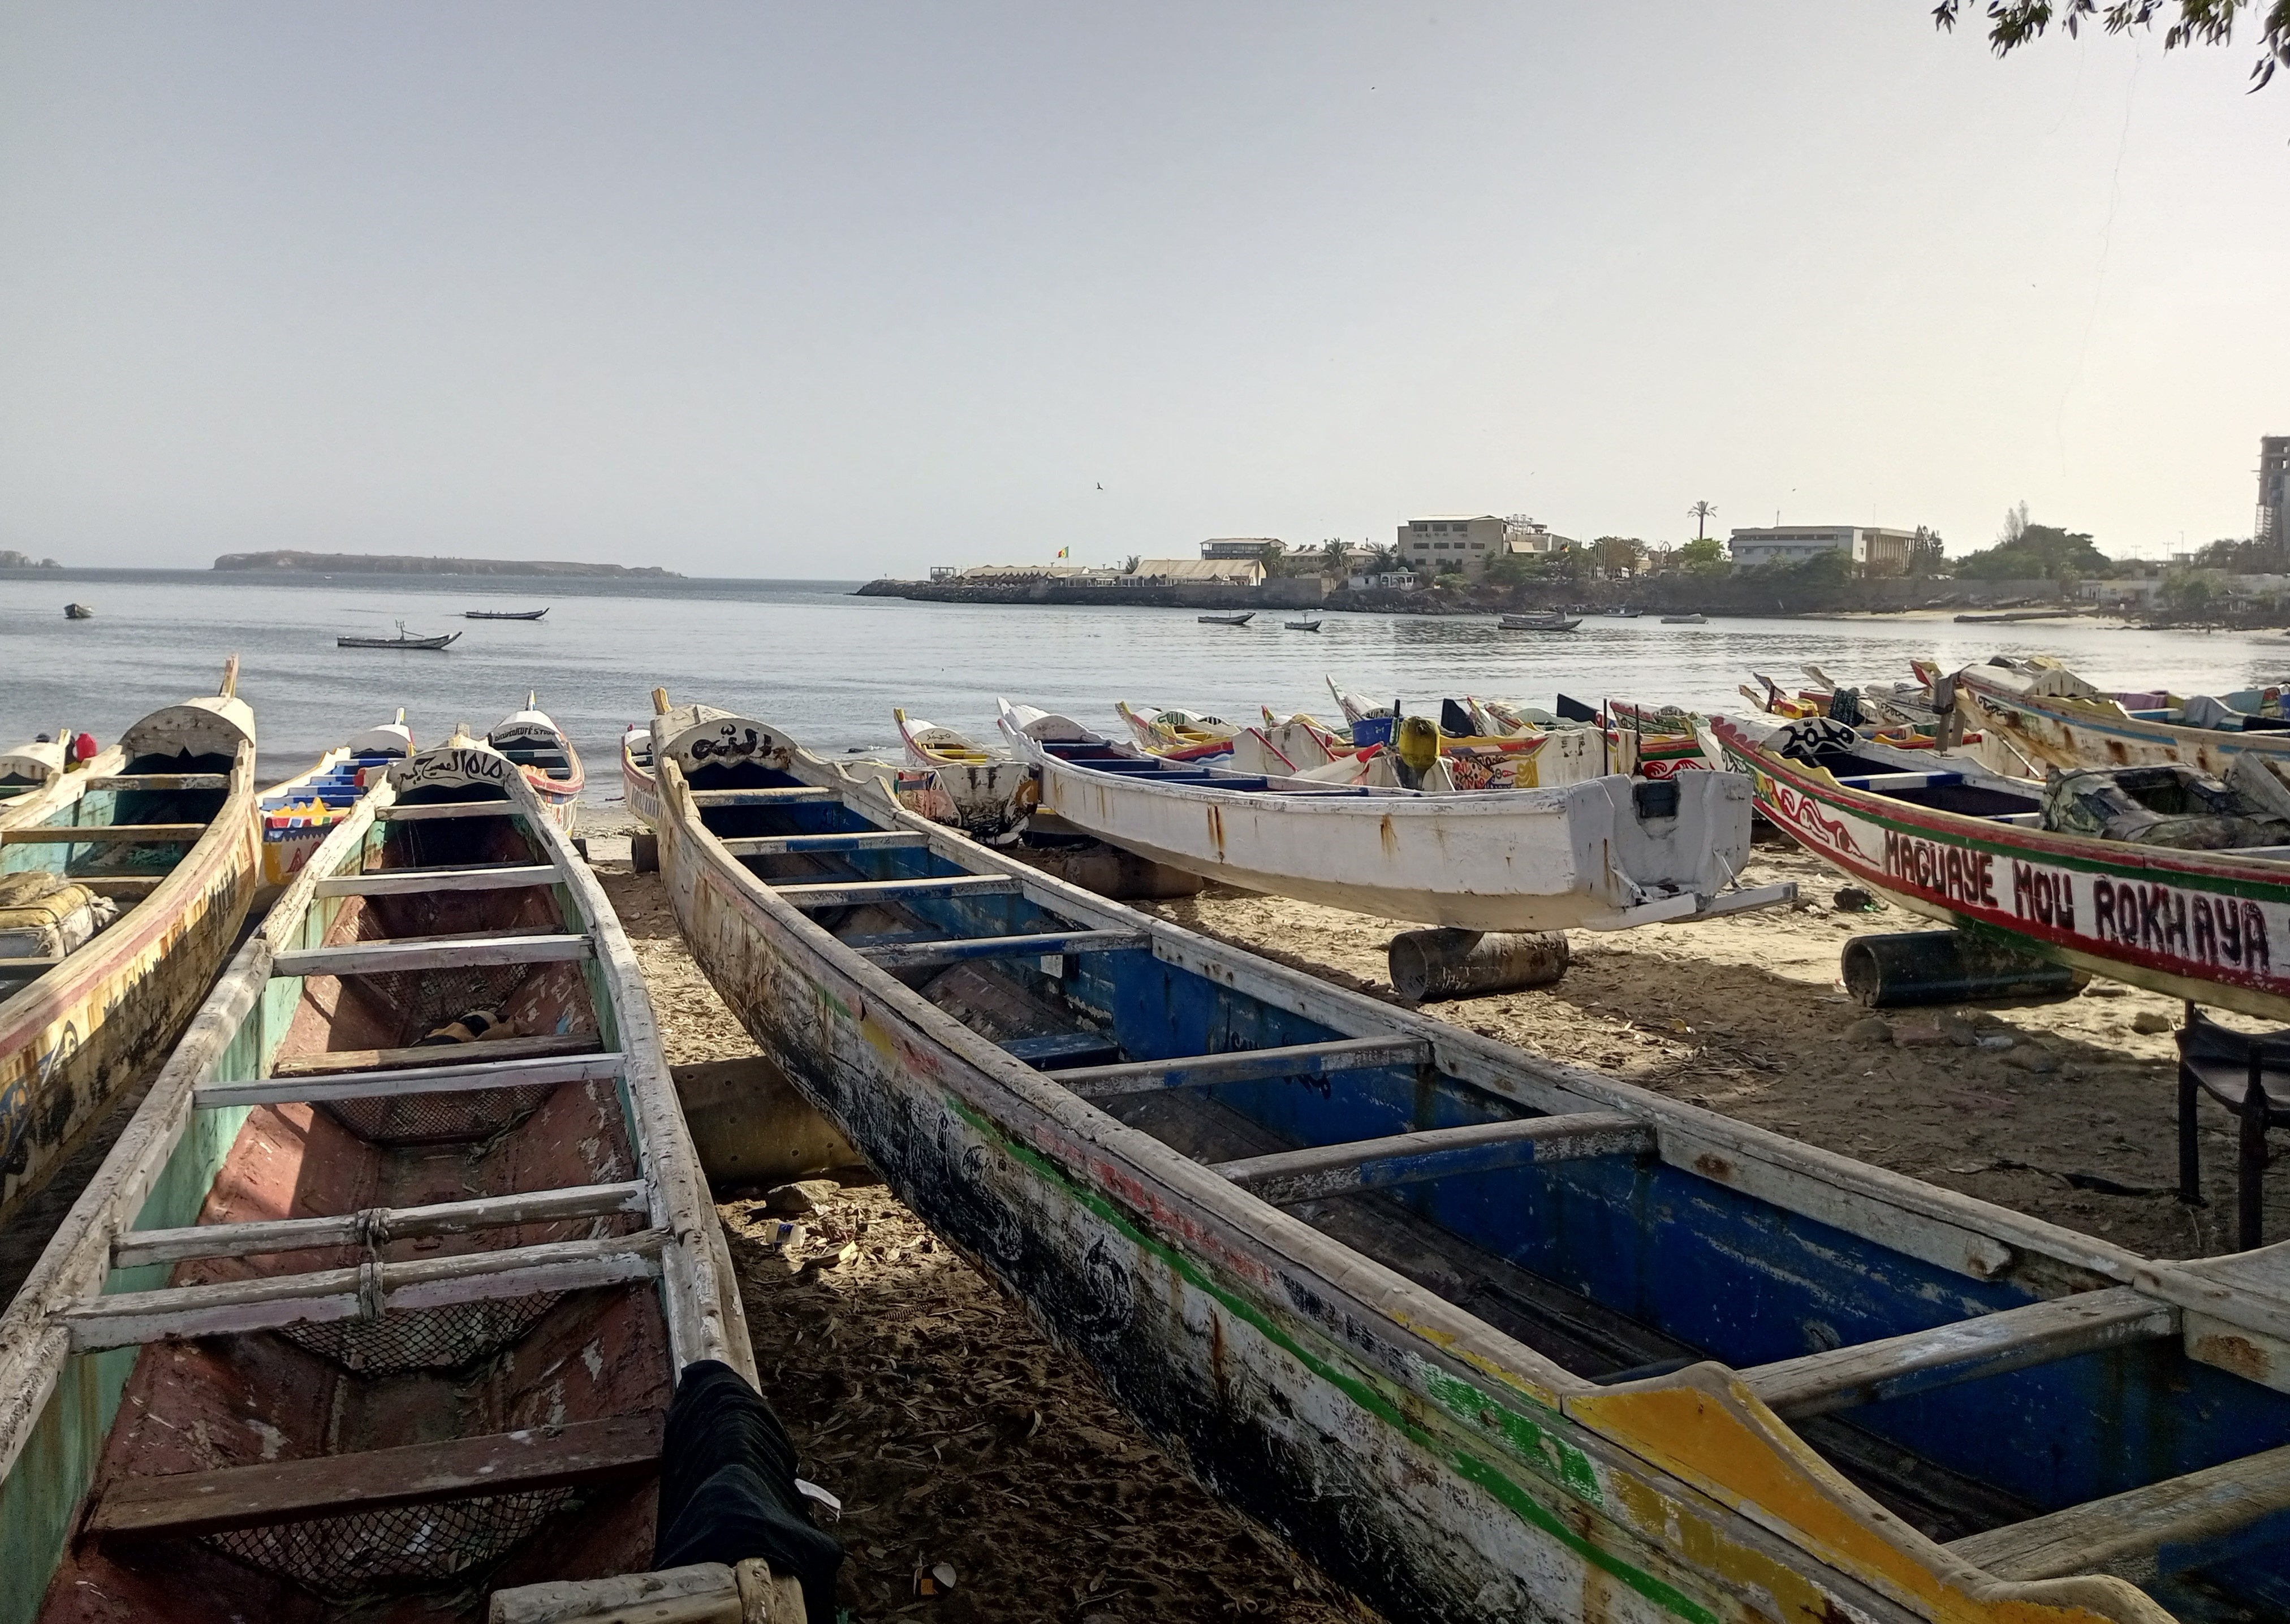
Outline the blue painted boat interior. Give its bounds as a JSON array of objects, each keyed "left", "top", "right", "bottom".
[
  {"left": 683, "top": 755, "right": 2290, "bottom": 1618},
  {"left": 258, "top": 753, "right": 402, "bottom": 813}
]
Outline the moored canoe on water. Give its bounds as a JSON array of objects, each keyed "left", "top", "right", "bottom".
[
  {"left": 646, "top": 694, "right": 2290, "bottom": 1624},
  {"left": 0, "top": 662, "right": 260, "bottom": 1236},
  {"left": 0, "top": 741, "right": 786, "bottom": 1624}
]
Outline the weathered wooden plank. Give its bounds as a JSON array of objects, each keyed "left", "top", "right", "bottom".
[
  {"left": 1056, "top": 1036, "right": 1433, "bottom": 1099},
  {"left": 0, "top": 823, "right": 205, "bottom": 844},
  {"left": 62, "top": 1230, "right": 666, "bottom": 1351},
  {"left": 314, "top": 863, "right": 559, "bottom": 897},
  {"left": 272, "top": 1031, "right": 602, "bottom": 1078},
  {"left": 721, "top": 831, "right": 929, "bottom": 857},
  {"left": 689, "top": 786, "right": 838, "bottom": 806},
  {"left": 111, "top": 1180, "right": 651, "bottom": 1268},
  {"left": 272, "top": 930, "right": 590, "bottom": 978},
  {"left": 196, "top": 1049, "right": 624, "bottom": 1108},
  {"left": 772, "top": 874, "right": 1021, "bottom": 909},
  {"left": 74, "top": 875, "right": 164, "bottom": 900},
  {"left": 488, "top": 1562, "right": 744, "bottom": 1624},
  {"left": 77, "top": 774, "right": 231, "bottom": 792},
  {"left": 0, "top": 957, "right": 62, "bottom": 977},
  {"left": 859, "top": 928, "right": 1150, "bottom": 971},
  {"left": 1950, "top": 1441, "right": 2290, "bottom": 1580},
  {"left": 91, "top": 1413, "right": 662, "bottom": 1540},
  {"left": 1743, "top": 1288, "right": 2176, "bottom": 1420},
  {"left": 1210, "top": 1111, "right": 1653, "bottom": 1206},
  {"left": 375, "top": 800, "right": 517, "bottom": 822}
]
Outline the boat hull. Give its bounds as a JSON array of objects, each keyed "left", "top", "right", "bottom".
[
  {"left": 1714, "top": 717, "right": 2290, "bottom": 1022},
  {"left": 0, "top": 751, "right": 257, "bottom": 1230},
  {"left": 652, "top": 758, "right": 2170, "bottom": 1624},
  {"left": 1025, "top": 751, "right": 1754, "bottom": 931},
  {"left": 1957, "top": 670, "right": 2290, "bottom": 778}
]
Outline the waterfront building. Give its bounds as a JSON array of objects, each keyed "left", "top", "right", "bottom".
[
  {"left": 956, "top": 563, "right": 1115, "bottom": 584},
  {"left": 1201, "top": 538, "right": 1284, "bottom": 559},
  {"left": 1122, "top": 558, "right": 1266, "bottom": 586},
  {"left": 1727, "top": 525, "right": 1917, "bottom": 572},
  {"left": 1396, "top": 515, "right": 1567, "bottom": 580}
]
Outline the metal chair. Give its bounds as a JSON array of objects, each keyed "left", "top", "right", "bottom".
[{"left": 2177, "top": 1004, "right": 2290, "bottom": 1251}]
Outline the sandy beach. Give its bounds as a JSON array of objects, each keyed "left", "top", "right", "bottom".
[{"left": 583, "top": 813, "right": 2283, "bottom": 1621}]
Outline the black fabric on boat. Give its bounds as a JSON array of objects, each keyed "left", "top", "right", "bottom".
[
  {"left": 653, "top": 1359, "right": 843, "bottom": 1615},
  {"left": 1555, "top": 693, "right": 1599, "bottom": 724},
  {"left": 1439, "top": 698, "right": 1475, "bottom": 738}
]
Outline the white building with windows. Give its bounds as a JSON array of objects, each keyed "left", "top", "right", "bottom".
[
  {"left": 1727, "top": 525, "right": 1916, "bottom": 572},
  {"left": 1396, "top": 515, "right": 1569, "bottom": 579}
]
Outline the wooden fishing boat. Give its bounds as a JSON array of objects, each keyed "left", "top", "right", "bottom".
[
  {"left": 0, "top": 742, "right": 767, "bottom": 1624},
  {"left": 1956, "top": 660, "right": 2290, "bottom": 783},
  {"left": 1284, "top": 617, "right": 1323, "bottom": 632},
  {"left": 1499, "top": 612, "right": 1581, "bottom": 632},
  {"left": 61, "top": 606, "right": 91, "bottom": 622},
  {"left": 484, "top": 696, "right": 583, "bottom": 834},
  {"left": 0, "top": 663, "right": 260, "bottom": 1237},
  {"left": 463, "top": 607, "right": 549, "bottom": 620},
  {"left": 1197, "top": 611, "right": 1254, "bottom": 626},
  {"left": 1660, "top": 612, "right": 1707, "bottom": 625},
  {"left": 646, "top": 701, "right": 2290, "bottom": 1624},
  {"left": 252, "top": 712, "right": 416, "bottom": 901},
  {"left": 337, "top": 622, "right": 461, "bottom": 651},
  {"left": 0, "top": 744, "right": 67, "bottom": 810},
  {"left": 1004, "top": 700, "right": 1777, "bottom": 930},
  {"left": 1710, "top": 710, "right": 2290, "bottom": 1023},
  {"left": 886, "top": 708, "right": 1036, "bottom": 838},
  {"left": 1113, "top": 701, "right": 1239, "bottom": 762}
]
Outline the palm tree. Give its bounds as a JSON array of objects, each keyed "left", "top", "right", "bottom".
[
  {"left": 1321, "top": 537, "right": 1348, "bottom": 575},
  {"left": 1688, "top": 500, "right": 1717, "bottom": 541}
]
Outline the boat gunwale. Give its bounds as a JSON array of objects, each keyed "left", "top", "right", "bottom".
[
  {"left": 0, "top": 737, "right": 258, "bottom": 1046},
  {"left": 653, "top": 744, "right": 2197, "bottom": 1623},
  {"left": 0, "top": 748, "right": 129, "bottom": 833}
]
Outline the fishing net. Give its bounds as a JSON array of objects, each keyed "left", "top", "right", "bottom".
[
  {"left": 276, "top": 1293, "right": 564, "bottom": 1375},
  {"left": 320, "top": 1082, "right": 561, "bottom": 1147},
  {"left": 204, "top": 1485, "right": 580, "bottom": 1594}
]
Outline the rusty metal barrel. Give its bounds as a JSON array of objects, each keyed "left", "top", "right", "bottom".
[
  {"left": 1388, "top": 928, "right": 1569, "bottom": 1001},
  {"left": 1841, "top": 930, "right": 2086, "bottom": 1008}
]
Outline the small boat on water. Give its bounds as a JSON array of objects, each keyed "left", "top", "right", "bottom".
[
  {"left": 252, "top": 711, "right": 416, "bottom": 900},
  {"left": 0, "top": 661, "right": 260, "bottom": 1236},
  {"left": 337, "top": 621, "right": 461, "bottom": 651},
  {"left": 644, "top": 698, "right": 2289, "bottom": 1624},
  {"left": 1659, "top": 611, "right": 1707, "bottom": 625},
  {"left": 1284, "top": 617, "right": 1323, "bottom": 632},
  {"left": 1197, "top": 611, "right": 1254, "bottom": 626},
  {"left": 463, "top": 607, "right": 549, "bottom": 620},
  {"left": 62, "top": 605, "right": 92, "bottom": 621},
  {"left": 1499, "top": 612, "right": 1581, "bottom": 632},
  {"left": 1004, "top": 699, "right": 1778, "bottom": 931},
  {"left": 0, "top": 739, "right": 770, "bottom": 1624}
]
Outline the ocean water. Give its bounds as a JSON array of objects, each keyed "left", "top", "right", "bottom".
[{"left": 4, "top": 569, "right": 2285, "bottom": 800}]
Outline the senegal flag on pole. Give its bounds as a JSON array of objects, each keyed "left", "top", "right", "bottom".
[{"left": 1056, "top": 547, "right": 1069, "bottom": 558}]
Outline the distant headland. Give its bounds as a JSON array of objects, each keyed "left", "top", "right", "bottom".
[
  {"left": 212, "top": 550, "right": 682, "bottom": 578},
  {"left": 0, "top": 549, "right": 61, "bottom": 569}
]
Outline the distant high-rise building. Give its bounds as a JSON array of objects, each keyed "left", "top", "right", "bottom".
[{"left": 2259, "top": 436, "right": 2290, "bottom": 544}]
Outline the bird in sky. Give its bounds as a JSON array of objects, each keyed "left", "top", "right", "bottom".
[{"left": 1096, "top": 482, "right": 1104, "bottom": 490}]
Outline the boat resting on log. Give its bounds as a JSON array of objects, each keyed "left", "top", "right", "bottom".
[
  {"left": 646, "top": 699, "right": 2290, "bottom": 1624},
  {"left": 0, "top": 740, "right": 769, "bottom": 1624},
  {"left": 1711, "top": 711, "right": 2290, "bottom": 1023},
  {"left": 0, "top": 665, "right": 259, "bottom": 1236},
  {"left": 1002, "top": 700, "right": 1780, "bottom": 932}
]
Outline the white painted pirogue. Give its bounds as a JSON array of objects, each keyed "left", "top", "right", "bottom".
[
  {"left": 486, "top": 695, "right": 584, "bottom": 835},
  {"left": 0, "top": 740, "right": 762, "bottom": 1624},
  {"left": 999, "top": 699, "right": 1782, "bottom": 932},
  {"left": 644, "top": 694, "right": 2290, "bottom": 1623},
  {"left": 1956, "top": 660, "right": 2290, "bottom": 781},
  {"left": 0, "top": 664, "right": 260, "bottom": 1236},
  {"left": 252, "top": 711, "right": 416, "bottom": 901}
]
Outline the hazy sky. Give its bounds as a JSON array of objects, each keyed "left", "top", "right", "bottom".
[{"left": 2, "top": 5, "right": 2283, "bottom": 575}]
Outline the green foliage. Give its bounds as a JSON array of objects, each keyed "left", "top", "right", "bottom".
[
  {"left": 1952, "top": 522, "right": 2108, "bottom": 581},
  {"left": 2161, "top": 568, "right": 2228, "bottom": 618},
  {"left": 1120, "top": 554, "right": 1140, "bottom": 575},
  {"left": 2193, "top": 535, "right": 2290, "bottom": 573},
  {"left": 1934, "top": 0, "right": 2290, "bottom": 89},
  {"left": 1590, "top": 535, "right": 1646, "bottom": 578},
  {"left": 1908, "top": 526, "right": 1947, "bottom": 579},
  {"left": 1677, "top": 537, "right": 1728, "bottom": 576},
  {"left": 1746, "top": 548, "right": 1852, "bottom": 586}
]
